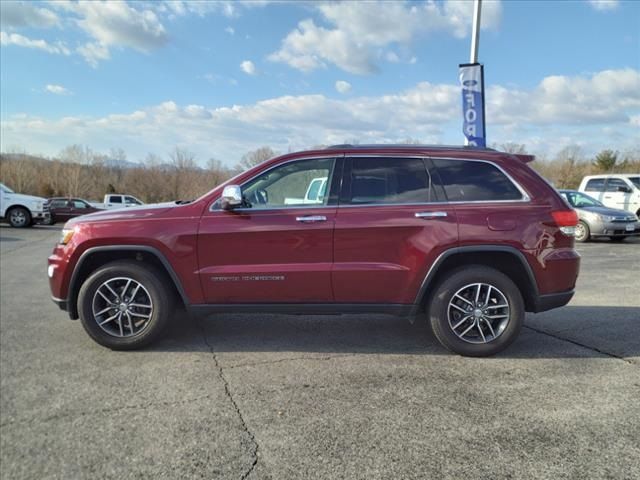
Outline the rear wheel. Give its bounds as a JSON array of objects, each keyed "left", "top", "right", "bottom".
[
  {"left": 574, "top": 221, "right": 590, "bottom": 243},
  {"left": 428, "top": 266, "right": 524, "bottom": 357},
  {"left": 78, "top": 261, "right": 173, "bottom": 350},
  {"left": 8, "top": 207, "right": 31, "bottom": 228}
]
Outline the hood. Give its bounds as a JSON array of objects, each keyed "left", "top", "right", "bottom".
[
  {"left": 577, "top": 205, "right": 637, "bottom": 219},
  {"left": 67, "top": 201, "right": 179, "bottom": 225},
  {"left": 6, "top": 193, "right": 46, "bottom": 204}
]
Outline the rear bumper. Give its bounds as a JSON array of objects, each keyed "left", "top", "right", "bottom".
[
  {"left": 532, "top": 290, "right": 575, "bottom": 313},
  {"left": 51, "top": 296, "right": 68, "bottom": 311}
]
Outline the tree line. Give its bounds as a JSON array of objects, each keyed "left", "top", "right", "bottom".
[{"left": 0, "top": 144, "right": 638, "bottom": 202}]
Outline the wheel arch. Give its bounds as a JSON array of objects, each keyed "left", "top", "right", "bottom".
[
  {"left": 415, "top": 246, "right": 540, "bottom": 313},
  {"left": 67, "top": 246, "right": 189, "bottom": 319}
]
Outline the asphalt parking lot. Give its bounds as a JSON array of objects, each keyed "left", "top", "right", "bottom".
[{"left": 1, "top": 225, "right": 639, "bottom": 480}]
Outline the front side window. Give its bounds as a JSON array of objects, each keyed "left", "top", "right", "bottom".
[
  {"left": 433, "top": 159, "right": 523, "bottom": 202},
  {"left": 346, "top": 157, "right": 432, "bottom": 205},
  {"left": 241, "top": 158, "right": 335, "bottom": 209},
  {"left": 585, "top": 179, "right": 605, "bottom": 192},
  {"left": 72, "top": 200, "right": 89, "bottom": 209},
  {"left": 125, "top": 196, "right": 141, "bottom": 205},
  {"left": 605, "top": 178, "right": 630, "bottom": 192}
]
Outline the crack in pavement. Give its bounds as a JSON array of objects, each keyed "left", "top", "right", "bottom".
[
  {"left": 524, "top": 325, "right": 633, "bottom": 364},
  {"left": 0, "top": 393, "right": 214, "bottom": 429},
  {"left": 195, "top": 317, "right": 260, "bottom": 480},
  {"left": 224, "top": 353, "right": 358, "bottom": 370}
]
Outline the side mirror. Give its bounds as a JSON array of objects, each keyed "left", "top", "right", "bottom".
[
  {"left": 617, "top": 186, "right": 632, "bottom": 193},
  {"left": 221, "top": 185, "right": 243, "bottom": 210}
]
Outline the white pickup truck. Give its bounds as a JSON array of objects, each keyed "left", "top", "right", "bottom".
[
  {"left": 0, "top": 182, "right": 51, "bottom": 227},
  {"left": 96, "top": 194, "right": 145, "bottom": 210},
  {"left": 284, "top": 177, "right": 328, "bottom": 205}
]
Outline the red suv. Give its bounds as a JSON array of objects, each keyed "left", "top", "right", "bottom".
[{"left": 48, "top": 145, "right": 580, "bottom": 356}]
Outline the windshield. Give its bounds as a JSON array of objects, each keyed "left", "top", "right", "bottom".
[
  {"left": 628, "top": 177, "right": 640, "bottom": 189},
  {"left": 561, "top": 191, "right": 604, "bottom": 208},
  {"left": 0, "top": 183, "right": 15, "bottom": 194}
]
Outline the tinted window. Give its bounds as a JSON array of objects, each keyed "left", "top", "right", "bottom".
[
  {"left": 49, "top": 200, "right": 67, "bottom": 209},
  {"left": 110, "top": 196, "right": 122, "bottom": 203},
  {"left": 629, "top": 177, "right": 640, "bottom": 189},
  {"left": 241, "top": 158, "right": 335, "bottom": 209},
  {"left": 433, "top": 159, "right": 523, "bottom": 202},
  {"left": 585, "top": 179, "right": 605, "bottom": 192},
  {"left": 605, "top": 178, "right": 630, "bottom": 192},
  {"left": 347, "top": 157, "right": 432, "bottom": 205}
]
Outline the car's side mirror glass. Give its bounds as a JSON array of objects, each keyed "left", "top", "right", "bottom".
[{"left": 221, "top": 185, "right": 243, "bottom": 210}]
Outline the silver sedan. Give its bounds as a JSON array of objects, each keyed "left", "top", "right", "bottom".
[{"left": 559, "top": 190, "right": 640, "bottom": 243}]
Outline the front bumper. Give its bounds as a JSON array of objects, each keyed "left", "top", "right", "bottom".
[
  {"left": 32, "top": 211, "right": 51, "bottom": 223},
  {"left": 590, "top": 220, "right": 640, "bottom": 237},
  {"left": 51, "top": 296, "right": 68, "bottom": 311}
]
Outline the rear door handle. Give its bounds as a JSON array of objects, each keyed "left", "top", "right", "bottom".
[
  {"left": 415, "top": 211, "right": 447, "bottom": 219},
  {"left": 296, "top": 215, "right": 327, "bottom": 223}
]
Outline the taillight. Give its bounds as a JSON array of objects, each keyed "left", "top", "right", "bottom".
[{"left": 551, "top": 210, "right": 579, "bottom": 236}]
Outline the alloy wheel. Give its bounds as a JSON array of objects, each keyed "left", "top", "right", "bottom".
[
  {"left": 91, "top": 277, "right": 153, "bottom": 337},
  {"left": 447, "top": 283, "right": 510, "bottom": 344}
]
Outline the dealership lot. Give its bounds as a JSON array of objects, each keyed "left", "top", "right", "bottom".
[{"left": 1, "top": 225, "right": 639, "bottom": 479}]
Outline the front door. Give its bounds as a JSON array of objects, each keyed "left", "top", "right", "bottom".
[
  {"left": 332, "top": 156, "right": 458, "bottom": 305},
  {"left": 197, "top": 157, "right": 339, "bottom": 303},
  {"left": 603, "top": 178, "right": 633, "bottom": 211}
]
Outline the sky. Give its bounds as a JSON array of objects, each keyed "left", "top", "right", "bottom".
[{"left": 1, "top": 0, "right": 639, "bottom": 167}]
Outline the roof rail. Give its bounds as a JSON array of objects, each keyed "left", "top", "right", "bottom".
[{"left": 324, "top": 143, "right": 497, "bottom": 152}]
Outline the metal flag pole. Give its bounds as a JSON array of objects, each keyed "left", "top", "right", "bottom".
[
  {"left": 470, "top": 0, "right": 482, "bottom": 64},
  {"left": 461, "top": 0, "right": 486, "bottom": 147}
]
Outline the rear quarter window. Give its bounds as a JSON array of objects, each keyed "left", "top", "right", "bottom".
[{"left": 433, "top": 159, "right": 523, "bottom": 202}]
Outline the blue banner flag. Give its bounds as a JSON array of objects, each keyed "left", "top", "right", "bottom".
[{"left": 459, "top": 63, "right": 486, "bottom": 147}]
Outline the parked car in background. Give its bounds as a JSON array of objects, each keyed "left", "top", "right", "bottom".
[
  {"left": 47, "top": 197, "right": 103, "bottom": 224},
  {"left": 578, "top": 174, "right": 640, "bottom": 217},
  {"left": 559, "top": 190, "right": 639, "bottom": 242},
  {"left": 48, "top": 145, "right": 580, "bottom": 357},
  {"left": 101, "top": 194, "right": 145, "bottom": 210},
  {"left": 0, "top": 182, "right": 50, "bottom": 228}
]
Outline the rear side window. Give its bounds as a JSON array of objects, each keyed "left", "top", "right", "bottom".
[
  {"left": 346, "top": 157, "right": 432, "bottom": 205},
  {"left": 110, "top": 196, "right": 122, "bottom": 204},
  {"left": 585, "top": 179, "right": 605, "bottom": 192},
  {"left": 433, "top": 159, "right": 523, "bottom": 202}
]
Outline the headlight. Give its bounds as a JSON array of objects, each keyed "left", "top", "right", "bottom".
[
  {"left": 600, "top": 215, "right": 615, "bottom": 222},
  {"left": 36, "top": 201, "right": 43, "bottom": 210},
  {"left": 59, "top": 228, "right": 75, "bottom": 245}
]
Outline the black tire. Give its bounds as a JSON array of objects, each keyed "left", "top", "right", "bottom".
[
  {"left": 7, "top": 206, "right": 32, "bottom": 228},
  {"left": 610, "top": 236, "right": 626, "bottom": 242},
  {"left": 574, "top": 220, "right": 590, "bottom": 243},
  {"left": 428, "top": 266, "right": 525, "bottom": 357},
  {"left": 77, "top": 261, "right": 173, "bottom": 350}
]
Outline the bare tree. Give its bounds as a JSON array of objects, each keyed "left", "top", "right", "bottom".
[{"left": 238, "top": 146, "right": 276, "bottom": 171}]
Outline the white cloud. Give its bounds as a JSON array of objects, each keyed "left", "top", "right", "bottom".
[
  {"left": 240, "top": 60, "right": 257, "bottom": 75},
  {"left": 2, "top": 69, "right": 637, "bottom": 164},
  {"left": 588, "top": 0, "right": 619, "bottom": 11},
  {"left": 45, "top": 84, "right": 72, "bottom": 96},
  {"left": 270, "top": 0, "right": 502, "bottom": 74},
  {"left": 335, "top": 80, "right": 352, "bottom": 94},
  {"left": 50, "top": 1, "right": 167, "bottom": 66},
  {"left": 0, "top": 31, "right": 70, "bottom": 55},
  {"left": 225, "top": 26, "right": 235, "bottom": 35},
  {"left": 0, "top": 1, "right": 59, "bottom": 29}
]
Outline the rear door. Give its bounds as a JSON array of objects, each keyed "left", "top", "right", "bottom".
[
  {"left": 332, "top": 156, "right": 457, "bottom": 305},
  {"left": 198, "top": 156, "right": 340, "bottom": 303}
]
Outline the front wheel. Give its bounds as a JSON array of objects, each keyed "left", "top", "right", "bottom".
[
  {"left": 428, "top": 266, "right": 524, "bottom": 357},
  {"left": 78, "top": 261, "right": 173, "bottom": 350},
  {"left": 574, "top": 221, "right": 590, "bottom": 243},
  {"left": 8, "top": 207, "right": 32, "bottom": 228}
]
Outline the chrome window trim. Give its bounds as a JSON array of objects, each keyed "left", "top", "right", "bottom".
[{"left": 209, "top": 155, "right": 339, "bottom": 212}]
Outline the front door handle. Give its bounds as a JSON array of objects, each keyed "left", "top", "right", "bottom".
[
  {"left": 296, "top": 215, "right": 327, "bottom": 223},
  {"left": 415, "top": 211, "right": 447, "bottom": 219}
]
